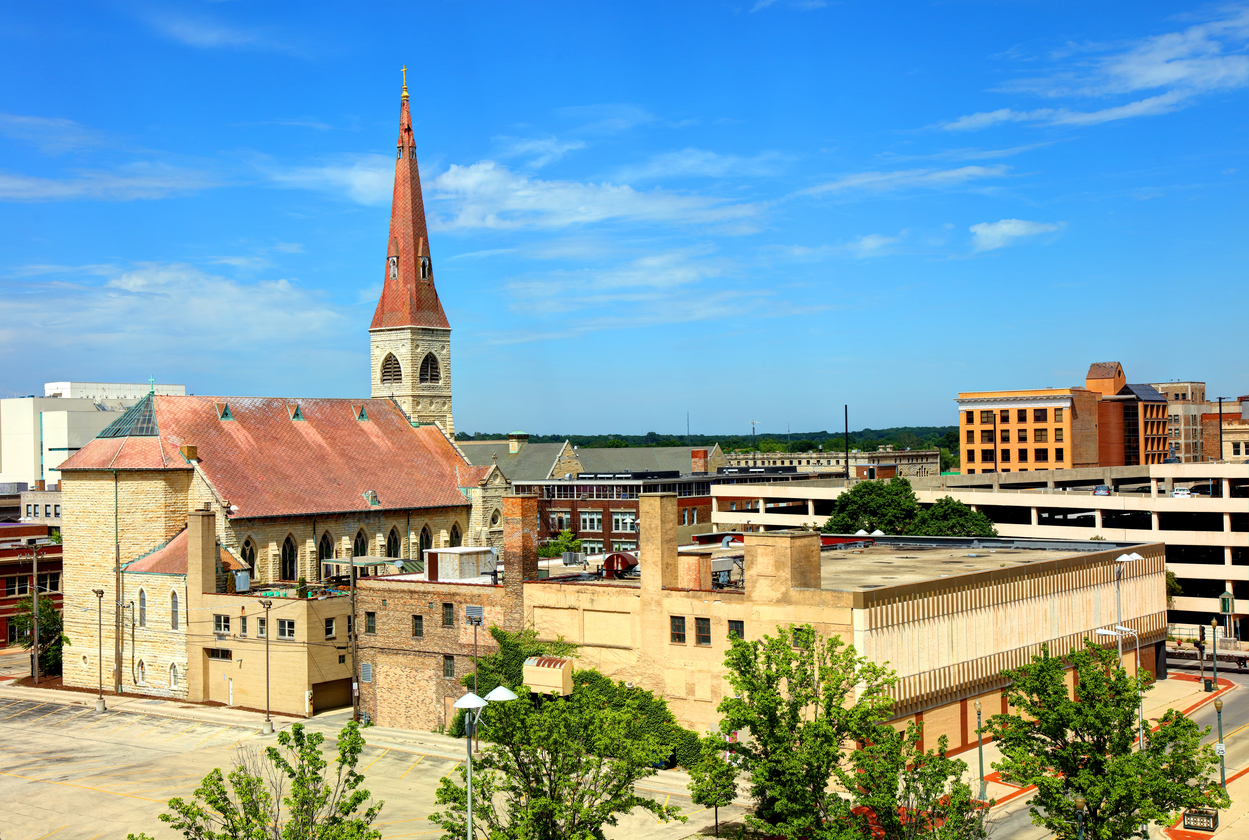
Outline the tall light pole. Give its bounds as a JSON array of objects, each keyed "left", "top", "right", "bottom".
[
  {"left": 259, "top": 599, "right": 273, "bottom": 735},
  {"left": 1113, "top": 553, "right": 1143, "bottom": 664},
  {"left": 975, "top": 699, "right": 986, "bottom": 801},
  {"left": 1097, "top": 626, "right": 1146, "bottom": 753},
  {"left": 1075, "top": 794, "right": 1087, "bottom": 840},
  {"left": 1211, "top": 618, "right": 1219, "bottom": 693},
  {"left": 92, "top": 589, "right": 105, "bottom": 712},
  {"left": 453, "top": 685, "right": 518, "bottom": 840},
  {"left": 1215, "top": 697, "right": 1226, "bottom": 789}
]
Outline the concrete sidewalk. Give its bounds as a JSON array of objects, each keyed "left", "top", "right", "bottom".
[{"left": 1164, "top": 767, "right": 1248, "bottom": 838}]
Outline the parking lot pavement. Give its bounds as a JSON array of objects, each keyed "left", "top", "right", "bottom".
[{"left": 0, "top": 697, "right": 741, "bottom": 839}]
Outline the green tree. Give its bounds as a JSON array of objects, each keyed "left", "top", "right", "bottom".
[
  {"left": 574, "top": 670, "right": 701, "bottom": 767},
  {"left": 715, "top": 624, "right": 895, "bottom": 839},
  {"left": 906, "top": 497, "right": 998, "bottom": 538},
  {"left": 852, "top": 721, "right": 988, "bottom": 839},
  {"left": 537, "top": 529, "right": 583, "bottom": 558},
  {"left": 789, "top": 439, "right": 817, "bottom": 453},
  {"left": 939, "top": 448, "right": 960, "bottom": 472},
  {"left": 688, "top": 737, "right": 740, "bottom": 836},
  {"left": 822, "top": 477, "right": 920, "bottom": 534},
  {"left": 128, "top": 721, "right": 382, "bottom": 840},
  {"left": 986, "top": 642, "right": 1228, "bottom": 839},
  {"left": 1166, "top": 570, "right": 1182, "bottom": 603},
  {"left": 12, "top": 592, "right": 69, "bottom": 676},
  {"left": 430, "top": 685, "right": 685, "bottom": 840},
  {"left": 448, "top": 626, "right": 577, "bottom": 738}
]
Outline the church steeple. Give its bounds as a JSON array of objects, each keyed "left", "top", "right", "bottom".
[
  {"left": 369, "top": 70, "right": 454, "bottom": 434},
  {"left": 370, "top": 69, "right": 449, "bottom": 331}
]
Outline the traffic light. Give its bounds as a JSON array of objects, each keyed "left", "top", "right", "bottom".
[{"left": 1200, "top": 624, "right": 1206, "bottom": 643}]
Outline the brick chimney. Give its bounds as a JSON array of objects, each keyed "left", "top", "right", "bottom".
[
  {"left": 34, "top": 479, "right": 45, "bottom": 491},
  {"left": 744, "top": 531, "right": 821, "bottom": 603},
  {"left": 691, "top": 449, "right": 708, "bottom": 474},
  {"left": 187, "top": 506, "right": 217, "bottom": 595},
  {"left": 640, "top": 493, "right": 679, "bottom": 592},
  {"left": 508, "top": 432, "right": 529, "bottom": 454},
  {"left": 503, "top": 494, "right": 539, "bottom": 594}
]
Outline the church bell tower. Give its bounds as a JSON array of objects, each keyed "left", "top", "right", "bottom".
[{"left": 369, "top": 69, "right": 454, "bottom": 434}]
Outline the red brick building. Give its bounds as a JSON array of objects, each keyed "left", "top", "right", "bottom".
[{"left": 0, "top": 523, "right": 62, "bottom": 649}]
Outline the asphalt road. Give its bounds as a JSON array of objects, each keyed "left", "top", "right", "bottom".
[{"left": 985, "top": 658, "right": 1249, "bottom": 839}]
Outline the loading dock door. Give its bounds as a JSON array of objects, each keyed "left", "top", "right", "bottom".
[{"left": 311, "top": 678, "right": 352, "bottom": 712}]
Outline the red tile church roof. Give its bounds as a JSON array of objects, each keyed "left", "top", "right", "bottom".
[
  {"left": 62, "top": 396, "right": 471, "bottom": 519},
  {"left": 125, "top": 528, "right": 246, "bottom": 575}
]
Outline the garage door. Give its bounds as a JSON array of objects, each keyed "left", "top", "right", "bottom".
[{"left": 311, "top": 678, "right": 352, "bottom": 712}]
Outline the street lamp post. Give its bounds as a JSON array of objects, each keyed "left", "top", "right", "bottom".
[
  {"left": 92, "top": 588, "right": 105, "bottom": 712},
  {"left": 1075, "top": 794, "right": 1087, "bottom": 840},
  {"left": 1215, "top": 697, "right": 1226, "bottom": 789},
  {"left": 453, "top": 685, "right": 519, "bottom": 840},
  {"left": 1113, "top": 553, "right": 1143, "bottom": 665},
  {"left": 974, "top": 700, "right": 986, "bottom": 801},
  {"left": 259, "top": 599, "right": 273, "bottom": 735},
  {"left": 1101, "top": 625, "right": 1147, "bottom": 752},
  {"left": 1211, "top": 618, "right": 1219, "bottom": 693}
]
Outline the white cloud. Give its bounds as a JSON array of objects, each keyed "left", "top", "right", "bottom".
[
  {"left": 555, "top": 104, "right": 655, "bottom": 134},
  {"left": 618, "top": 148, "right": 790, "bottom": 181},
  {"left": 803, "top": 165, "right": 1009, "bottom": 195},
  {"left": 944, "top": 8, "right": 1249, "bottom": 130},
  {"left": 0, "top": 163, "right": 216, "bottom": 201},
  {"left": 0, "top": 264, "right": 346, "bottom": 390},
  {"left": 0, "top": 113, "right": 106, "bottom": 154},
  {"left": 427, "top": 160, "right": 763, "bottom": 231},
  {"left": 143, "top": 12, "right": 292, "bottom": 53},
  {"left": 969, "top": 219, "right": 1064, "bottom": 251},
  {"left": 266, "top": 153, "right": 393, "bottom": 205},
  {"left": 776, "top": 230, "right": 907, "bottom": 261},
  {"left": 496, "top": 136, "right": 586, "bottom": 168}
]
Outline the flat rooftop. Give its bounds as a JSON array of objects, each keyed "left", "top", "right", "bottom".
[{"left": 819, "top": 541, "right": 1088, "bottom": 591}]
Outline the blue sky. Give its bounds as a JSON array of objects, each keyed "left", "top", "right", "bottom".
[{"left": 1, "top": 2, "right": 1246, "bottom": 435}]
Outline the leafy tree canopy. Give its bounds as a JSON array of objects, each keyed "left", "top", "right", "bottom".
[
  {"left": 537, "top": 529, "right": 583, "bottom": 558},
  {"left": 688, "top": 736, "right": 740, "bottom": 836},
  {"left": 12, "top": 592, "right": 69, "bottom": 675},
  {"left": 907, "top": 497, "right": 998, "bottom": 538},
  {"left": 821, "top": 480, "right": 996, "bottom": 537},
  {"left": 986, "top": 642, "right": 1229, "bottom": 839},
  {"left": 453, "top": 426, "right": 958, "bottom": 454}
]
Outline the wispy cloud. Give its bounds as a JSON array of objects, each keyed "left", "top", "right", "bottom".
[
  {"left": 428, "top": 160, "right": 763, "bottom": 232},
  {"left": 943, "top": 8, "right": 1249, "bottom": 130},
  {"left": 618, "top": 148, "right": 791, "bottom": 181},
  {"left": 879, "top": 142, "right": 1053, "bottom": 163},
  {"left": 143, "top": 11, "right": 294, "bottom": 53},
  {"left": 496, "top": 136, "right": 587, "bottom": 168},
  {"left": 776, "top": 231, "right": 907, "bottom": 261},
  {"left": 802, "top": 165, "right": 1009, "bottom": 195},
  {"left": 0, "top": 113, "right": 107, "bottom": 154},
  {"left": 0, "top": 163, "right": 216, "bottom": 201},
  {"left": 556, "top": 104, "right": 655, "bottom": 134},
  {"left": 265, "top": 153, "right": 393, "bottom": 205},
  {"left": 751, "top": 0, "right": 827, "bottom": 11},
  {"left": 969, "top": 218, "right": 1064, "bottom": 251}
]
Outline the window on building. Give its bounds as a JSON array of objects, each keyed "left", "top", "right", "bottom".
[
  {"left": 365, "top": 612, "right": 377, "bottom": 634},
  {"left": 53, "top": 505, "right": 60, "bottom": 517},
  {"left": 257, "top": 617, "right": 266, "bottom": 638},
  {"left": 681, "top": 508, "right": 688, "bottom": 526},
  {"left": 442, "top": 603, "right": 455, "bottom": 626},
  {"left": 581, "top": 540, "right": 603, "bottom": 554},
  {"left": 352, "top": 531, "right": 368, "bottom": 559},
  {"left": 6, "top": 623, "right": 18, "bottom": 644},
  {"left": 1000, "top": 449, "right": 1011, "bottom": 463},
  {"left": 981, "top": 449, "right": 995, "bottom": 462},
  {"left": 728, "top": 620, "right": 744, "bottom": 640},
  {"left": 412, "top": 615, "right": 424, "bottom": 637},
  {"left": 1054, "top": 408, "right": 1064, "bottom": 422},
  {"left": 419, "top": 353, "right": 441, "bottom": 384},
  {"left": 965, "top": 411, "right": 974, "bottom": 424},
  {"left": 38, "top": 573, "right": 59, "bottom": 592},
  {"left": 979, "top": 410, "right": 994, "bottom": 424},
  {"left": 325, "top": 618, "right": 336, "bottom": 639},
  {"left": 380, "top": 353, "right": 402, "bottom": 384},
  {"left": 1055, "top": 448, "right": 1065, "bottom": 462},
  {"left": 579, "top": 510, "right": 602, "bottom": 531},
  {"left": 1000, "top": 409, "right": 1010, "bottom": 423},
  {"left": 691, "top": 509, "right": 698, "bottom": 525},
  {"left": 170, "top": 664, "right": 178, "bottom": 689},
  {"left": 4, "top": 577, "right": 28, "bottom": 597},
  {"left": 281, "top": 535, "right": 298, "bottom": 581},
  {"left": 695, "top": 617, "right": 711, "bottom": 646},
  {"left": 1018, "top": 449, "right": 1028, "bottom": 462},
  {"left": 277, "top": 619, "right": 295, "bottom": 640},
  {"left": 1000, "top": 430, "right": 1010, "bottom": 443},
  {"left": 320, "top": 532, "right": 336, "bottom": 580},
  {"left": 1054, "top": 428, "right": 1064, "bottom": 442},
  {"left": 25, "top": 505, "right": 32, "bottom": 518},
  {"left": 1033, "top": 408, "right": 1048, "bottom": 422},
  {"left": 450, "top": 523, "right": 462, "bottom": 547},
  {"left": 612, "top": 511, "right": 636, "bottom": 532},
  {"left": 138, "top": 590, "right": 146, "bottom": 627},
  {"left": 443, "top": 655, "right": 455, "bottom": 678},
  {"left": 1233, "top": 442, "right": 1242, "bottom": 455},
  {"left": 206, "top": 648, "right": 232, "bottom": 660},
  {"left": 1034, "top": 428, "right": 1048, "bottom": 443},
  {"left": 612, "top": 540, "right": 637, "bottom": 552},
  {"left": 214, "top": 615, "right": 230, "bottom": 634},
  {"left": 171, "top": 591, "right": 179, "bottom": 629},
  {"left": 241, "top": 538, "right": 256, "bottom": 568},
  {"left": 136, "top": 659, "right": 146, "bottom": 685},
  {"left": 965, "top": 430, "right": 974, "bottom": 445},
  {"left": 386, "top": 528, "right": 400, "bottom": 559},
  {"left": 1034, "top": 449, "right": 1050, "bottom": 463},
  {"left": 966, "top": 450, "right": 975, "bottom": 463},
  {"left": 44, "top": 505, "right": 51, "bottom": 517},
  {"left": 980, "top": 430, "right": 995, "bottom": 444},
  {"left": 240, "top": 616, "right": 247, "bottom": 636},
  {"left": 670, "top": 616, "right": 686, "bottom": 644},
  {"left": 1017, "top": 409, "right": 1027, "bottom": 422}
]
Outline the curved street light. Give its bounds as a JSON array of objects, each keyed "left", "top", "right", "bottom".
[{"left": 454, "top": 685, "right": 519, "bottom": 840}]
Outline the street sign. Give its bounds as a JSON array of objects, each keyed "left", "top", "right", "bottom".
[{"left": 1215, "top": 742, "right": 1225, "bottom": 756}]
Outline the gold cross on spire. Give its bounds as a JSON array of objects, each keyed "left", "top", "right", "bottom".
[{"left": 401, "top": 65, "right": 409, "bottom": 100}]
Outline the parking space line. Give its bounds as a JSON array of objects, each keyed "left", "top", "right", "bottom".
[
  {"left": 108, "top": 716, "right": 144, "bottom": 735},
  {"left": 399, "top": 755, "right": 424, "bottom": 779},
  {"left": 31, "top": 825, "right": 67, "bottom": 840},
  {"left": 2, "top": 703, "right": 43, "bottom": 720},
  {"left": 76, "top": 764, "right": 146, "bottom": 781},
  {"left": 0, "top": 770, "right": 164, "bottom": 802},
  {"left": 137, "top": 718, "right": 173, "bottom": 738},
  {"left": 26, "top": 705, "right": 71, "bottom": 724},
  {"left": 193, "top": 727, "right": 228, "bottom": 746},
  {"left": 361, "top": 748, "right": 389, "bottom": 774},
  {"left": 82, "top": 711, "right": 122, "bottom": 728},
  {"left": 27, "top": 758, "right": 113, "bottom": 777},
  {"left": 166, "top": 722, "right": 200, "bottom": 742},
  {"left": 654, "top": 793, "right": 671, "bottom": 822},
  {"left": 229, "top": 731, "right": 256, "bottom": 750}
]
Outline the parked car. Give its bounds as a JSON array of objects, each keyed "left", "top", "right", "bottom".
[
  {"left": 1172, "top": 487, "right": 1192, "bottom": 499},
  {"left": 1093, "top": 485, "right": 1112, "bottom": 496}
]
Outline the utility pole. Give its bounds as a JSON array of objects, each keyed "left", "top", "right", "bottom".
[
  {"left": 259, "top": 599, "right": 273, "bottom": 734},
  {"left": 114, "top": 541, "right": 122, "bottom": 693},
  {"left": 1217, "top": 397, "right": 1226, "bottom": 460},
  {"left": 350, "top": 559, "right": 360, "bottom": 722},
  {"left": 25, "top": 540, "right": 41, "bottom": 685},
  {"left": 844, "top": 405, "right": 850, "bottom": 480},
  {"left": 92, "top": 589, "right": 105, "bottom": 712},
  {"left": 750, "top": 421, "right": 758, "bottom": 465}
]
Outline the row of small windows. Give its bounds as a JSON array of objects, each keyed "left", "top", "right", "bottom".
[
  {"left": 212, "top": 614, "right": 295, "bottom": 640},
  {"left": 24, "top": 504, "right": 59, "bottom": 518},
  {"left": 967, "top": 448, "right": 1065, "bottom": 464},
  {"left": 670, "top": 616, "right": 745, "bottom": 645},
  {"left": 4, "top": 573, "right": 59, "bottom": 597},
  {"left": 966, "top": 408, "right": 1064, "bottom": 424},
  {"left": 378, "top": 352, "right": 441, "bottom": 385},
  {"left": 134, "top": 589, "right": 179, "bottom": 630},
  {"left": 126, "top": 659, "right": 178, "bottom": 689},
  {"left": 261, "top": 524, "right": 460, "bottom": 582},
  {"left": 969, "top": 428, "right": 1064, "bottom": 444}
]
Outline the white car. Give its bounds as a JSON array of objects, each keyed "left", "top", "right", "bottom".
[{"left": 1172, "top": 487, "right": 1192, "bottom": 499}]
